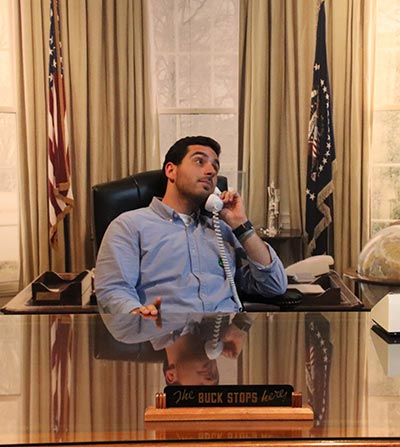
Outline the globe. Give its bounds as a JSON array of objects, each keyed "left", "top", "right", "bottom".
[
  {"left": 357, "top": 224, "right": 400, "bottom": 305},
  {"left": 358, "top": 224, "right": 400, "bottom": 281}
]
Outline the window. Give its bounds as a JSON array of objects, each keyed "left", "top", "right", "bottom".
[
  {"left": 151, "top": 0, "right": 239, "bottom": 175},
  {"left": 0, "top": 0, "right": 19, "bottom": 294},
  {"left": 370, "top": 0, "right": 400, "bottom": 235}
]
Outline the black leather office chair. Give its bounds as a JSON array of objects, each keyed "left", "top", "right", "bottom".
[{"left": 92, "top": 169, "right": 228, "bottom": 251}]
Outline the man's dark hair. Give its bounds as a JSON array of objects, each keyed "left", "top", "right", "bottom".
[{"left": 162, "top": 136, "right": 221, "bottom": 177}]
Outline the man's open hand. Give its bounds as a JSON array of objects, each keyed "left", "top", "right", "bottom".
[{"left": 131, "top": 297, "right": 162, "bottom": 327}]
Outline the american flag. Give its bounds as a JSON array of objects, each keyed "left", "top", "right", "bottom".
[
  {"left": 305, "top": 1, "right": 336, "bottom": 256},
  {"left": 48, "top": 0, "right": 73, "bottom": 247}
]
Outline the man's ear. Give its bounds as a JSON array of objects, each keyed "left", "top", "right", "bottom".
[
  {"left": 164, "top": 364, "right": 178, "bottom": 385},
  {"left": 164, "top": 162, "right": 177, "bottom": 182}
]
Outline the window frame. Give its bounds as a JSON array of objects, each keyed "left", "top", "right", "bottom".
[{"left": 0, "top": 0, "right": 19, "bottom": 297}]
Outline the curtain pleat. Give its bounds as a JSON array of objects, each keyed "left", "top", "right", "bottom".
[
  {"left": 15, "top": 0, "right": 160, "bottom": 286},
  {"left": 15, "top": 0, "right": 52, "bottom": 282},
  {"left": 239, "top": 0, "right": 375, "bottom": 273}
]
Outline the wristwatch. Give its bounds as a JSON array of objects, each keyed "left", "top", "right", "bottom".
[
  {"left": 233, "top": 220, "right": 254, "bottom": 240},
  {"left": 232, "top": 314, "right": 253, "bottom": 332}
]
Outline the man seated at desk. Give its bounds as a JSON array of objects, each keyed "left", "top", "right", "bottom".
[{"left": 95, "top": 136, "right": 287, "bottom": 314}]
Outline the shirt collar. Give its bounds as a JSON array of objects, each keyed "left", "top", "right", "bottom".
[{"left": 149, "top": 197, "right": 203, "bottom": 223}]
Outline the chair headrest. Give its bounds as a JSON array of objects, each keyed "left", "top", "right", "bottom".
[{"left": 92, "top": 169, "right": 166, "bottom": 251}]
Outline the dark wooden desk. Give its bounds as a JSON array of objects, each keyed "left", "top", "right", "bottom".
[
  {"left": 2, "top": 272, "right": 363, "bottom": 314},
  {"left": 0, "top": 311, "right": 399, "bottom": 446}
]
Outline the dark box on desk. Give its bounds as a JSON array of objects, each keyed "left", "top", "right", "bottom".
[
  {"left": 32, "top": 271, "right": 93, "bottom": 305},
  {"left": 300, "top": 274, "right": 341, "bottom": 306}
]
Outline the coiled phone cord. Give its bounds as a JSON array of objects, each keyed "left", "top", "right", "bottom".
[
  {"left": 204, "top": 314, "right": 224, "bottom": 359},
  {"left": 212, "top": 211, "right": 243, "bottom": 311}
]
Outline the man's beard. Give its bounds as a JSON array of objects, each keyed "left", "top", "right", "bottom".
[{"left": 176, "top": 180, "right": 210, "bottom": 208}]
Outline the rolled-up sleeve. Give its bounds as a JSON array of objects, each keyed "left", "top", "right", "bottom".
[
  {"left": 235, "top": 244, "right": 288, "bottom": 297},
  {"left": 95, "top": 216, "right": 142, "bottom": 314}
]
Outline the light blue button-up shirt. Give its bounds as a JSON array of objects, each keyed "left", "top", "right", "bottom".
[{"left": 95, "top": 198, "right": 287, "bottom": 313}]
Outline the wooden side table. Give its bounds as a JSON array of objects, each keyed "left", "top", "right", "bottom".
[{"left": 257, "top": 228, "right": 304, "bottom": 264}]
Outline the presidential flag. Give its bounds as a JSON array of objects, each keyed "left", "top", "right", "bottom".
[
  {"left": 48, "top": 0, "right": 74, "bottom": 247},
  {"left": 305, "top": 313, "right": 332, "bottom": 427},
  {"left": 306, "top": 1, "right": 336, "bottom": 256}
]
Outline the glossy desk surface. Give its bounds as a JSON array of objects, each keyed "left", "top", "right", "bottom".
[{"left": 0, "top": 311, "right": 399, "bottom": 446}]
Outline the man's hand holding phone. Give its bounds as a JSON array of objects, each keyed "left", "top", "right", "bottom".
[
  {"left": 219, "top": 190, "right": 273, "bottom": 266},
  {"left": 218, "top": 190, "right": 248, "bottom": 230}
]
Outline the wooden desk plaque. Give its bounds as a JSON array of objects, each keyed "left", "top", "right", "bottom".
[{"left": 145, "top": 385, "right": 314, "bottom": 422}]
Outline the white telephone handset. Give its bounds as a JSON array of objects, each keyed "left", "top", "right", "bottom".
[
  {"left": 205, "top": 187, "right": 243, "bottom": 311},
  {"left": 205, "top": 187, "right": 223, "bottom": 212}
]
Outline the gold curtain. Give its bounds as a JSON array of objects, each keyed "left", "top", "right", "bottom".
[
  {"left": 239, "top": 0, "right": 375, "bottom": 273},
  {"left": 15, "top": 0, "right": 160, "bottom": 287}
]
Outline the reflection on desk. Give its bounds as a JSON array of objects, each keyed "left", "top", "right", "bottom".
[
  {"left": 98, "top": 313, "right": 254, "bottom": 386},
  {"left": 1, "top": 311, "right": 400, "bottom": 446}
]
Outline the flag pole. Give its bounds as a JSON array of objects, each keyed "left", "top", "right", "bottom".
[
  {"left": 54, "top": 0, "right": 71, "bottom": 273},
  {"left": 64, "top": 215, "right": 71, "bottom": 272}
]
